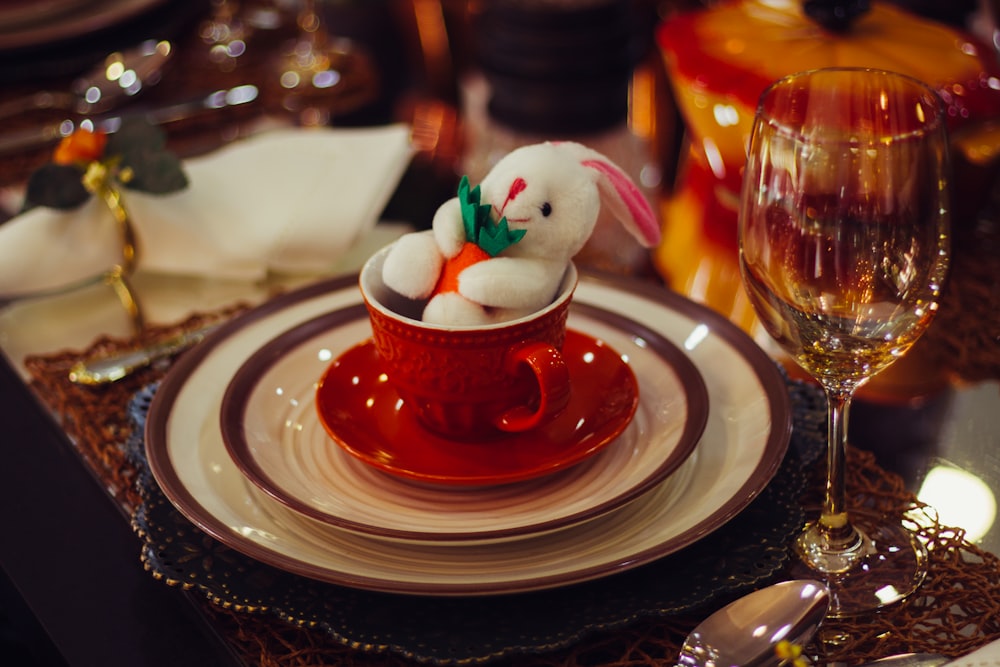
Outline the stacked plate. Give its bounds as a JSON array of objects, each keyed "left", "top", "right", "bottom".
[{"left": 145, "top": 271, "right": 792, "bottom": 596}]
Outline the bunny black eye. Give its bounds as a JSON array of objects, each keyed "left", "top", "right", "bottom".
[{"left": 540, "top": 202, "right": 552, "bottom": 217}]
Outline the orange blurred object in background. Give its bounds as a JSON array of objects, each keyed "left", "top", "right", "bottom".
[{"left": 653, "top": 0, "right": 1000, "bottom": 402}]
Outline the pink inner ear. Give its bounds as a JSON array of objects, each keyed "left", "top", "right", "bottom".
[{"left": 581, "top": 159, "right": 661, "bottom": 246}]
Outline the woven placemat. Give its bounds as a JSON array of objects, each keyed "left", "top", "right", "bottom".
[
  {"left": 922, "top": 196, "right": 1000, "bottom": 384},
  {"left": 23, "top": 311, "right": 1000, "bottom": 666}
]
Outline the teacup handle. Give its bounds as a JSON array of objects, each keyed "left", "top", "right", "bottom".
[{"left": 495, "top": 341, "right": 571, "bottom": 433}]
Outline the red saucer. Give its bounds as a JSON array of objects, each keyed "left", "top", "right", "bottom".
[{"left": 315, "top": 330, "right": 639, "bottom": 486}]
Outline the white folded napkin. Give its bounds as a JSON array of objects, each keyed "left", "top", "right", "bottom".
[
  {"left": 0, "top": 124, "right": 413, "bottom": 298},
  {"left": 946, "top": 638, "right": 1000, "bottom": 666}
]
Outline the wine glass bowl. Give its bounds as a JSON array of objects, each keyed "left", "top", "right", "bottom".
[
  {"left": 198, "top": 0, "right": 254, "bottom": 72},
  {"left": 266, "top": 0, "right": 378, "bottom": 126},
  {"left": 739, "top": 68, "right": 950, "bottom": 616}
]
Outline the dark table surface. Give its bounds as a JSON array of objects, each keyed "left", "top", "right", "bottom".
[{"left": 0, "top": 351, "right": 241, "bottom": 667}]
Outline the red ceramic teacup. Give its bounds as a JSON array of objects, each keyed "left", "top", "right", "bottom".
[{"left": 359, "top": 244, "right": 575, "bottom": 441}]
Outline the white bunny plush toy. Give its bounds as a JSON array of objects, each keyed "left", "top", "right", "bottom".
[{"left": 381, "top": 141, "right": 661, "bottom": 325}]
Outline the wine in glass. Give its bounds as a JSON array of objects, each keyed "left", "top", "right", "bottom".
[{"left": 738, "top": 68, "right": 950, "bottom": 616}]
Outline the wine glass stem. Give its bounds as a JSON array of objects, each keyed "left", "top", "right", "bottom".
[
  {"left": 797, "top": 387, "right": 871, "bottom": 574},
  {"left": 822, "top": 388, "right": 852, "bottom": 533}
]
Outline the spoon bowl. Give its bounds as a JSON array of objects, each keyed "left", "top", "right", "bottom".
[
  {"left": 0, "top": 39, "right": 172, "bottom": 119},
  {"left": 677, "top": 579, "right": 830, "bottom": 667}
]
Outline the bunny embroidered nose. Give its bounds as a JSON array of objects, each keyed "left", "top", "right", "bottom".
[{"left": 500, "top": 177, "right": 527, "bottom": 216}]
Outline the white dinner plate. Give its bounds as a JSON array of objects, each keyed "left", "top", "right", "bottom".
[
  {"left": 146, "top": 271, "right": 791, "bottom": 595},
  {"left": 217, "top": 302, "right": 708, "bottom": 544}
]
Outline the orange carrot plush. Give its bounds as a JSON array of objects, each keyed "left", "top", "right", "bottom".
[{"left": 431, "top": 176, "right": 525, "bottom": 297}]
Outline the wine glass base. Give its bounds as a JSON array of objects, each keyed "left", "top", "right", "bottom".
[{"left": 787, "top": 509, "right": 928, "bottom": 618}]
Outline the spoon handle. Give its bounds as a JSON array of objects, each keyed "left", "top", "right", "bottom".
[{"left": 67, "top": 323, "right": 220, "bottom": 385}]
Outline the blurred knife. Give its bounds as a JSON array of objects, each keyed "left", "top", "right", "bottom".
[{"left": 0, "top": 83, "right": 259, "bottom": 156}]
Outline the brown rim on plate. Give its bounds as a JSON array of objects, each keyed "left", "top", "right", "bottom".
[
  {"left": 145, "top": 271, "right": 792, "bottom": 595},
  {"left": 216, "top": 301, "right": 706, "bottom": 542}
]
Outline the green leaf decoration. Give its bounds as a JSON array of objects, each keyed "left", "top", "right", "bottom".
[
  {"left": 477, "top": 215, "right": 526, "bottom": 257},
  {"left": 457, "top": 175, "right": 490, "bottom": 243},
  {"left": 15, "top": 116, "right": 189, "bottom": 219},
  {"left": 106, "top": 116, "right": 169, "bottom": 155},
  {"left": 123, "top": 150, "right": 189, "bottom": 193},
  {"left": 454, "top": 174, "right": 526, "bottom": 257},
  {"left": 111, "top": 117, "right": 188, "bottom": 194},
  {"left": 457, "top": 176, "right": 477, "bottom": 242},
  {"left": 22, "top": 164, "right": 90, "bottom": 211}
]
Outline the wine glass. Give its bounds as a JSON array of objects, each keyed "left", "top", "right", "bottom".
[
  {"left": 738, "top": 68, "right": 951, "bottom": 617},
  {"left": 266, "top": 0, "right": 378, "bottom": 126}
]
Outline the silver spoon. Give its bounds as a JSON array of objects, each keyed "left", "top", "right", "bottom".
[
  {"left": 0, "top": 39, "right": 172, "bottom": 120},
  {"left": 67, "top": 321, "right": 222, "bottom": 385},
  {"left": 677, "top": 579, "right": 831, "bottom": 667}
]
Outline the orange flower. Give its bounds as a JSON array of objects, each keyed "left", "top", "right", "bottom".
[{"left": 53, "top": 128, "right": 107, "bottom": 165}]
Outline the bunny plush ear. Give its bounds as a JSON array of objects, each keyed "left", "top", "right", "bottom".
[{"left": 553, "top": 141, "right": 661, "bottom": 248}]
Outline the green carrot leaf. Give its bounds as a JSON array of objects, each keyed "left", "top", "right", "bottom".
[
  {"left": 457, "top": 176, "right": 478, "bottom": 243},
  {"left": 455, "top": 174, "right": 527, "bottom": 256},
  {"left": 477, "top": 215, "right": 526, "bottom": 257}
]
